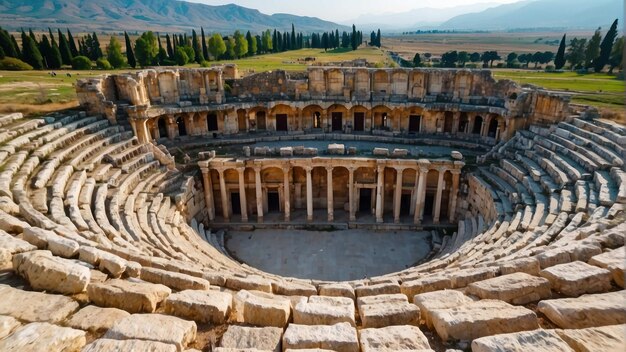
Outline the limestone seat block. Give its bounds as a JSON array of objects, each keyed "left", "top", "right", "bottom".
[
  {"left": 318, "top": 283, "right": 355, "bottom": 300},
  {"left": 104, "top": 313, "right": 197, "bottom": 352},
  {"left": 65, "top": 305, "right": 130, "bottom": 333},
  {"left": 219, "top": 325, "right": 283, "bottom": 352},
  {"left": 0, "top": 284, "right": 79, "bottom": 323},
  {"left": 588, "top": 247, "right": 626, "bottom": 269},
  {"left": 430, "top": 299, "right": 539, "bottom": 341},
  {"left": 450, "top": 267, "right": 499, "bottom": 288},
  {"left": 413, "top": 289, "right": 473, "bottom": 329},
  {"left": 400, "top": 275, "right": 452, "bottom": 298},
  {"left": 466, "top": 272, "right": 552, "bottom": 304},
  {"left": 227, "top": 276, "right": 273, "bottom": 293},
  {"left": 537, "top": 291, "right": 626, "bottom": 329},
  {"left": 0, "top": 315, "right": 20, "bottom": 340},
  {"left": 13, "top": 250, "right": 90, "bottom": 294},
  {"left": 539, "top": 261, "right": 612, "bottom": 297},
  {"left": 355, "top": 282, "right": 401, "bottom": 298},
  {"left": 163, "top": 289, "right": 232, "bottom": 324},
  {"left": 359, "top": 325, "right": 432, "bottom": 352},
  {"left": 471, "top": 329, "right": 574, "bottom": 352},
  {"left": 0, "top": 229, "right": 36, "bottom": 254},
  {"left": 359, "top": 301, "right": 420, "bottom": 328},
  {"left": 555, "top": 324, "right": 626, "bottom": 352},
  {"left": 87, "top": 278, "right": 171, "bottom": 313},
  {"left": 272, "top": 280, "right": 317, "bottom": 297},
  {"left": 82, "top": 338, "right": 177, "bottom": 352},
  {"left": 356, "top": 293, "right": 408, "bottom": 312},
  {"left": 140, "top": 266, "right": 211, "bottom": 291},
  {"left": 282, "top": 322, "right": 359, "bottom": 352},
  {"left": 607, "top": 262, "right": 624, "bottom": 288},
  {"left": 0, "top": 322, "right": 86, "bottom": 352},
  {"left": 499, "top": 257, "right": 540, "bottom": 276},
  {"left": 234, "top": 290, "right": 292, "bottom": 328},
  {"left": 294, "top": 297, "right": 356, "bottom": 326}
]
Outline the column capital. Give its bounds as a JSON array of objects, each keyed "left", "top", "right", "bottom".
[
  {"left": 236, "top": 167, "right": 246, "bottom": 174},
  {"left": 450, "top": 169, "right": 462, "bottom": 175},
  {"left": 394, "top": 166, "right": 406, "bottom": 172},
  {"left": 325, "top": 165, "right": 334, "bottom": 172},
  {"left": 418, "top": 166, "right": 430, "bottom": 174},
  {"left": 253, "top": 165, "right": 263, "bottom": 172},
  {"left": 215, "top": 168, "right": 225, "bottom": 175},
  {"left": 282, "top": 166, "right": 291, "bottom": 174},
  {"left": 304, "top": 166, "right": 313, "bottom": 172}
]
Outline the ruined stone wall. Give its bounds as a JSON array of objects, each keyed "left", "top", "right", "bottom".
[{"left": 466, "top": 174, "right": 499, "bottom": 224}]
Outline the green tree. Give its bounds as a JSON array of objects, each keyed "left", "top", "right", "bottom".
[
  {"left": 608, "top": 36, "right": 623, "bottom": 73},
  {"left": 481, "top": 51, "right": 500, "bottom": 67},
  {"left": 594, "top": 19, "right": 618, "bottom": 72},
  {"left": 38, "top": 34, "right": 52, "bottom": 68},
  {"left": 20, "top": 31, "right": 43, "bottom": 69},
  {"left": 469, "top": 52, "right": 480, "bottom": 62},
  {"left": 585, "top": 27, "right": 602, "bottom": 68},
  {"left": 201, "top": 27, "right": 209, "bottom": 60},
  {"left": 554, "top": 34, "right": 566, "bottom": 69},
  {"left": 441, "top": 50, "right": 458, "bottom": 67},
  {"left": 412, "top": 53, "right": 421, "bottom": 67},
  {"left": 135, "top": 31, "right": 158, "bottom": 67},
  {"left": 67, "top": 29, "right": 79, "bottom": 57},
  {"left": 518, "top": 53, "right": 532, "bottom": 67},
  {"left": 71, "top": 55, "right": 92, "bottom": 70},
  {"left": 42, "top": 34, "right": 62, "bottom": 69},
  {"left": 57, "top": 29, "right": 72, "bottom": 64},
  {"left": 10, "top": 35, "right": 20, "bottom": 58},
  {"left": 124, "top": 31, "right": 136, "bottom": 68},
  {"left": 96, "top": 58, "right": 112, "bottom": 69},
  {"left": 91, "top": 32, "right": 103, "bottom": 58},
  {"left": 166, "top": 34, "right": 174, "bottom": 59},
  {"left": 457, "top": 51, "right": 469, "bottom": 67},
  {"left": 506, "top": 52, "right": 518, "bottom": 68},
  {"left": 376, "top": 29, "right": 381, "bottom": 47},
  {"left": 223, "top": 36, "right": 235, "bottom": 59},
  {"left": 246, "top": 31, "right": 257, "bottom": 56},
  {"left": 208, "top": 33, "right": 226, "bottom": 60},
  {"left": 107, "top": 36, "right": 125, "bottom": 68},
  {"left": 0, "top": 27, "right": 18, "bottom": 58},
  {"left": 174, "top": 46, "right": 189, "bottom": 65},
  {"left": 351, "top": 25, "right": 358, "bottom": 50},
  {"left": 233, "top": 30, "right": 248, "bottom": 58},
  {"left": 261, "top": 30, "right": 272, "bottom": 53},
  {"left": 0, "top": 46, "right": 4, "bottom": 59},
  {"left": 191, "top": 29, "right": 204, "bottom": 63},
  {"left": 567, "top": 38, "right": 586, "bottom": 69}
]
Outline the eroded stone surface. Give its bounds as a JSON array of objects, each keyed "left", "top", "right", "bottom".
[
  {"left": 0, "top": 315, "right": 20, "bottom": 339},
  {"left": 359, "top": 301, "right": 420, "bottom": 328},
  {"left": 359, "top": 325, "right": 431, "bottom": 352},
  {"left": 13, "top": 250, "right": 90, "bottom": 294},
  {"left": 219, "top": 325, "right": 283, "bottom": 352},
  {"left": 0, "top": 322, "right": 86, "bottom": 352},
  {"left": 355, "top": 283, "right": 401, "bottom": 297},
  {"left": 65, "top": 305, "right": 130, "bottom": 333},
  {"left": 87, "top": 279, "right": 171, "bottom": 313},
  {"left": 227, "top": 276, "right": 272, "bottom": 293},
  {"left": 538, "top": 291, "right": 626, "bottom": 329},
  {"left": 319, "top": 283, "right": 355, "bottom": 300},
  {"left": 413, "top": 290, "right": 473, "bottom": 329},
  {"left": 282, "top": 323, "right": 359, "bottom": 352},
  {"left": 400, "top": 276, "right": 452, "bottom": 298},
  {"left": 294, "top": 298, "right": 356, "bottom": 326},
  {"left": 471, "top": 329, "right": 573, "bottom": 352},
  {"left": 104, "top": 314, "right": 197, "bottom": 351},
  {"left": 163, "top": 290, "right": 232, "bottom": 324},
  {"left": 466, "top": 272, "right": 551, "bottom": 304},
  {"left": 555, "top": 324, "right": 626, "bottom": 352},
  {"left": 0, "top": 284, "right": 79, "bottom": 323},
  {"left": 82, "top": 338, "right": 177, "bottom": 352},
  {"left": 234, "top": 290, "right": 291, "bottom": 328},
  {"left": 141, "top": 267, "right": 210, "bottom": 291},
  {"left": 539, "top": 261, "right": 612, "bottom": 297}
]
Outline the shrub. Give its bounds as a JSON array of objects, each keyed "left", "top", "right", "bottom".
[
  {"left": 0, "top": 57, "right": 33, "bottom": 71},
  {"left": 200, "top": 60, "right": 211, "bottom": 67},
  {"left": 71, "top": 56, "right": 92, "bottom": 70},
  {"left": 96, "top": 58, "right": 112, "bottom": 70},
  {"left": 174, "top": 47, "right": 189, "bottom": 66},
  {"left": 544, "top": 65, "right": 555, "bottom": 72}
]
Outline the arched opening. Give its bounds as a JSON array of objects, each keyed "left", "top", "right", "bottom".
[
  {"left": 472, "top": 115, "right": 483, "bottom": 135},
  {"left": 488, "top": 117, "right": 499, "bottom": 138},
  {"left": 313, "top": 112, "right": 322, "bottom": 129},
  {"left": 237, "top": 109, "right": 247, "bottom": 132},
  {"left": 157, "top": 117, "right": 168, "bottom": 139},
  {"left": 443, "top": 112, "right": 454, "bottom": 133},
  {"left": 176, "top": 116, "right": 187, "bottom": 137},
  {"left": 207, "top": 113, "right": 218, "bottom": 132},
  {"left": 382, "top": 113, "right": 388, "bottom": 129},
  {"left": 459, "top": 112, "right": 469, "bottom": 133},
  {"left": 257, "top": 111, "right": 267, "bottom": 131}
]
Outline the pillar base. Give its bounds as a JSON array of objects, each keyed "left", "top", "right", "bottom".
[
  {"left": 394, "top": 218, "right": 400, "bottom": 224},
  {"left": 376, "top": 218, "right": 383, "bottom": 224},
  {"left": 257, "top": 216, "right": 263, "bottom": 224},
  {"left": 241, "top": 217, "right": 248, "bottom": 223},
  {"left": 284, "top": 215, "right": 290, "bottom": 222},
  {"left": 349, "top": 215, "right": 356, "bottom": 222},
  {"left": 307, "top": 215, "right": 313, "bottom": 222}
]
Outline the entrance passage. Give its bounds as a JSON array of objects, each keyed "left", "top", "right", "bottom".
[
  {"left": 207, "top": 113, "right": 218, "bottom": 131},
  {"left": 276, "top": 114, "right": 288, "bottom": 132},
  {"left": 400, "top": 194, "right": 411, "bottom": 216},
  {"left": 424, "top": 193, "right": 435, "bottom": 219},
  {"left": 267, "top": 191, "right": 280, "bottom": 212},
  {"left": 332, "top": 112, "right": 343, "bottom": 131},
  {"left": 409, "top": 115, "right": 421, "bottom": 132},
  {"left": 444, "top": 112, "right": 454, "bottom": 133},
  {"left": 231, "top": 193, "right": 241, "bottom": 215},
  {"left": 359, "top": 188, "right": 372, "bottom": 213},
  {"left": 257, "top": 112, "right": 266, "bottom": 130},
  {"left": 354, "top": 112, "right": 365, "bottom": 131}
]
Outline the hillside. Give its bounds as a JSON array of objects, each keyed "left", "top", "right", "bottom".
[
  {"left": 441, "top": 0, "right": 623, "bottom": 30},
  {"left": 0, "top": 0, "right": 348, "bottom": 33}
]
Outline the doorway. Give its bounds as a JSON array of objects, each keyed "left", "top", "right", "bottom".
[
  {"left": 177, "top": 117, "right": 187, "bottom": 136},
  {"left": 444, "top": 112, "right": 454, "bottom": 133},
  {"left": 231, "top": 192, "right": 241, "bottom": 215},
  {"left": 207, "top": 113, "right": 218, "bottom": 131},
  {"left": 473, "top": 115, "right": 483, "bottom": 135},
  {"left": 424, "top": 193, "right": 435, "bottom": 219},
  {"left": 408, "top": 115, "right": 421, "bottom": 132},
  {"left": 267, "top": 191, "right": 280, "bottom": 212},
  {"left": 359, "top": 188, "right": 372, "bottom": 213},
  {"left": 400, "top": 194, "right": 411, "bottom": 216},
  {"left": 257, "top": 112, "right": 267, "bottom": 130},
  {"left": 354, "top": 112, "right": 365, "bottom": 131},
  {"left": 332, "top": 112, "right": 342, "bottom": 131},
  {"left": 157, "top": 118, "right": 168, "bottom": 138},
  {"left": 276, "top": 114, "right": 288, "bottom": 131}
]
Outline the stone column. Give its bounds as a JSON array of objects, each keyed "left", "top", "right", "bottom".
[
  {"left": 201, "top": 169, "right": 215, "bottom": 221},
  {"left": 410, "top": 169, "right": 419, "bottom": 215},
  {"left": 393, "top": 167, "right": 404, "bottom": 223},
  {"left": 306, "top": 167, "right": 313, "bottom": 222},
  {"left": 413, "top": 165, "right": 429, "bottom": 224},
  {"left": 348, "top": 167, "right": 356, "bottom": 221},
  {"left": 375, "top": 164, "right": 385, "bottom": 223},
  {"left": 283, "top": 166, "right": 291, "bottom": 222},
  {"left": 237, "top": 167, "right": 248, "bottom": 222},
  {"left": 217, "top": 169, "right": 229, "bottom": 221},
  {"left": 448, "top": 170, "right": 461, "bottom": 222},
  {"left": 433, "top": 168, "right": 446, "bottom": 224},
  {"left": 326, "top": 166, "right": 334, "bottom": 222},
  {"left": 254, "top": 166, "right": 263, "bottom": 223},
  {"left": 452, "top": 112, "right": 460, "bottom": 134}
]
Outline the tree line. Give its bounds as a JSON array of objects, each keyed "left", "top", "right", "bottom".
[
  {"left": 408, "top": 19, "right": 622, "bottom": 73},
  {"left": 0, "top": 24, "right": 378, "bottom": 70}
]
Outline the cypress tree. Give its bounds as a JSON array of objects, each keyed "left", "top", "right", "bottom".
[
  {"left": 166, "top": 34, "right": 174, "bottom": 59},
  {"left": 21, "top": 30, "right": 44, "bottom": 69},
  {"left": 0, "top": 28, "right": 18, "bottom": 58},
  {"left": 594, "top": 19, "right": 618, "bottom": 72},
  {"left": 10, "top": 35, "right": 21, "bottom": 58},
  {"left": 29, "top": 29, "right": 38, "bottom": 44},
  {"left": 41, "top": 34, "right": 62, "bottom": 69},
  {"left": 57, "top": 29, "right": 72, "bottom": 64},
  {"left": 39, "top": 34, "right": 52, "bottom": 68},
  {"left": 291, "top": 24, "right": 296, "bottom": 50},
  {"left": 124, "top": 31, "right": 136, "bottom": 68},
  {"left": 554, "top": 34, "right": 566, "bottom": 69},
  {"left": 0, "top": 46, "right": 4, "bottom": 59},
  {"left": 376, "top": 29, "right": 381, "bottom": 47},
  {"left": 201, "top": 27, "right": 209, "bottom": 60},
  {"left": 351, "top": 25, "right": 357, "bottom": 50},
  {"left": 191, "top": 29, "right": 203, "bottom": 63},
  {"left": 272, "top": 30, "right": 277, "bottom": 52},
  {"left": 67, "top": 29, "right": 79, "bottom": 57},
  {"left": 92, "top": 32, "right": 103, "bottom": 59}
]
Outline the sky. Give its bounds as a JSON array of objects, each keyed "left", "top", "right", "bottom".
[{"left": 187, "top": 0, "right": 522, "bottom": 22}]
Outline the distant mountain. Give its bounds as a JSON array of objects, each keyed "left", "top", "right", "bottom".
[
  {"left": 0, "top": 0, "right": 348, "bottom": 33},
  {"left": 347, "top": 2, "right": 505, "bottom": 31},
  {"left": 441, "top": 0, "right": 623, "bottom": 30}
]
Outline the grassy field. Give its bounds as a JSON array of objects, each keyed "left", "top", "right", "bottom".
[{"left": 492, "top": 70, "right": 625, "bottom": 109}]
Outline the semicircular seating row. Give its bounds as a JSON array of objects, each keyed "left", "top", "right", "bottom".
[{"left": 0, "top": 110, "right": 624, "bottom": 352}]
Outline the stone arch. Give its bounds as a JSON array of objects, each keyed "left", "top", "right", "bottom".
[
  {"left": 372, "top": 105, "right": 392, "bottom": 130},
  {"left": 443, "top": 111, "right": 454, "bottom": 133},
  {"left": 176, "top": 116, "right": 187, "bottom": 137},
  {"left": 157, "top": 116, "right": 168, "bottom": 139},
  {"left": 331, "top": 166, "right": 350, "bottom": 213},
  {"left": 472, "top": 115, "right": 483, "bottom": 135},
  {"left": 207, "top": 112, "right": 219, "bottom": 132},
  {"left": 354, "top": 166, "right": 376, "bottom": 216},
  {"left": 459, "top": 112, "right": 469, "bottom": 134},
  {"left": 302, "top": 104, "right": 324, "bottom": 129},
  {"left": 261, "top": 166, "right": 284, "bottom": 214},
  {"left": 248, "top": 107, "right": 268, "bottom": 131},
  {"left": 350, "top": 105, "right": 369, "bottom": 132},
  {"left": 237, "top": 109, "right": 248, "bottom": 132},
  {"left": 270, "top": 104, "right": 294, "bottom": 132},
  {"left": 488, "top": 116, "right": 499, "bottom": 138},
  {"left": 327, "top": 104, "right": 349, "bottom": 132}
]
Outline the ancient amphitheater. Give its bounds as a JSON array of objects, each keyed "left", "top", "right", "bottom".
[{"left": 0, "top": 66, "right": 624, "bottom": 351}]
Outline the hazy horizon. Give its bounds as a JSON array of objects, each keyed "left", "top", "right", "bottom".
[{"left": 188, "top": 0, "right": 522, "bottom": 22}]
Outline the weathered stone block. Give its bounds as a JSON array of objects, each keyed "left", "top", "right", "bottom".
[{"left": 282, "top": 323, "right": 358, "bottom": 352}]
